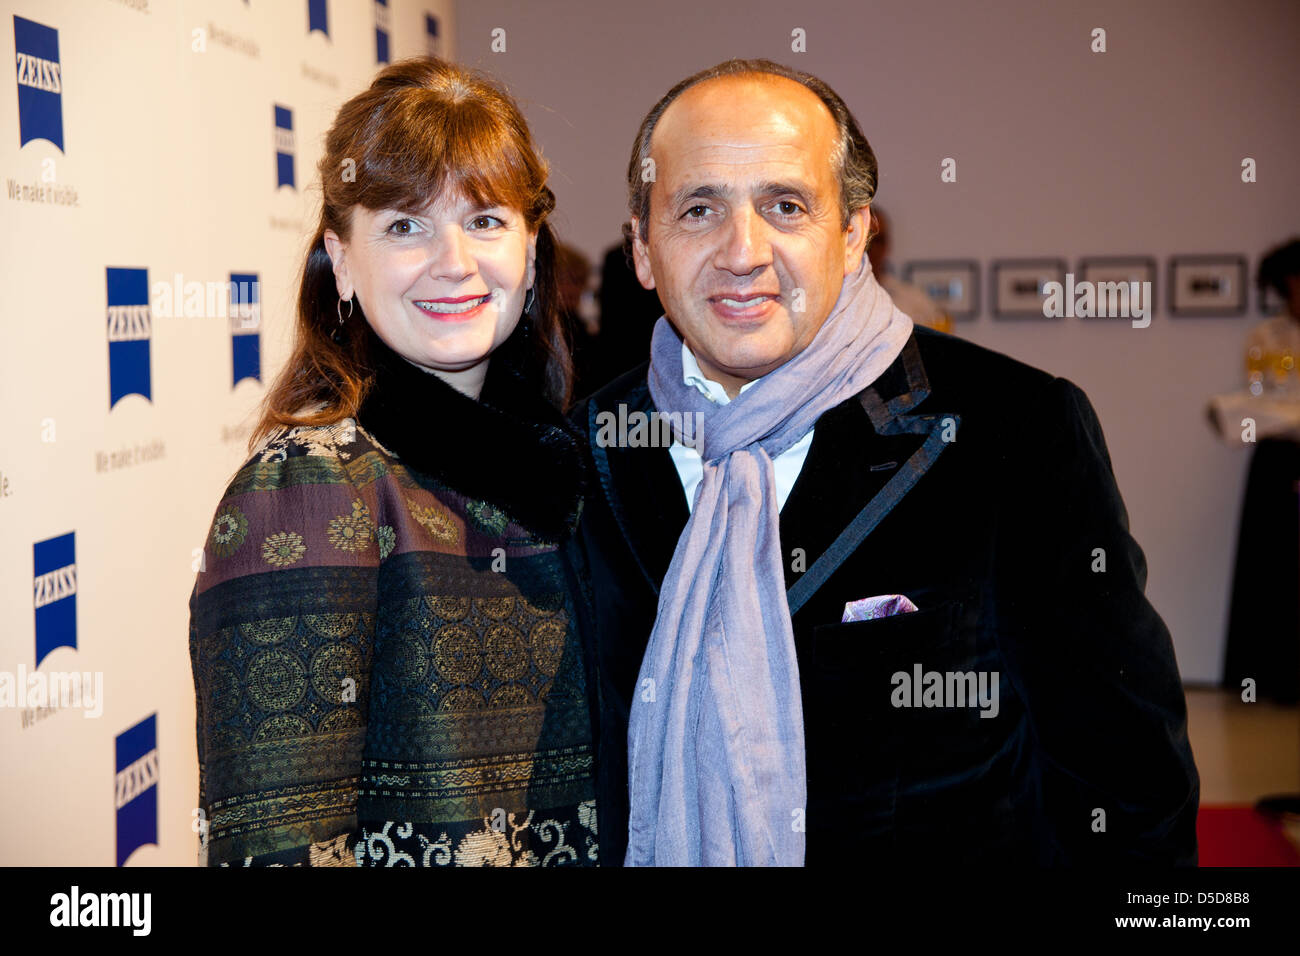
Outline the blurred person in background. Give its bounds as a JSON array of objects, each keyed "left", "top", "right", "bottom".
[
  {"left": 1224, "top": 236, "right": 1300, "bottom": 704},
  {"left": 554, "top": 241, "right": 601, "bottom": 399},
  {"left": 590, "top": 240, "right": 665, "bottom": 393},
  {"left": 867, "top": 206, "right": 952, "bottom": 334}
]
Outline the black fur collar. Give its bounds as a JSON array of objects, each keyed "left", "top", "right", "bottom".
[{"left": 355, "top": 319, "right": 585, "bottom": 543}]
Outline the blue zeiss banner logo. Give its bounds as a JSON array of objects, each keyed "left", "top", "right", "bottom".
[
  {"left": 308, "top": 0, "right": 329, "bottom": 37},
  {"left": 33, "top": 531, "right": 77, "bottom": 668},
  {"left": 106, "top": 267, "right": 152, "bottom": 408},
  {"left": 13, "top": 15, "right": 64, "bottom": 151},
  {"left": 230, "top": 272, "right": 261, "bottom": 387},
  {"left": 115, "top": 713, "right": 159, "bottom": 866},
  {"left": 375, "top": 0, "right": 390, "bottom": 64},
  {"left": 274, "top": 105, "right": 295, "bottom": 189}
]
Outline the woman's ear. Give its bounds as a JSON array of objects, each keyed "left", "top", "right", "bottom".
[
  {"left": 323, "top": 229, "right": 351, "bottom": 299},
  {"left": 525, "top": 229, "right": 539, "bottom": 292}
]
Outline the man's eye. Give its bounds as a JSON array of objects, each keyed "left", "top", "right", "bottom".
[
  {"left": 683, "top": 205, "right": 710, "bottom": 219},
  {"left": 774, "top": 200, "right": 803, "bottom": 216}
]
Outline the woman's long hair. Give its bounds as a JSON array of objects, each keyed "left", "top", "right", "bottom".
[{"left": 248, "top": 57, "right": 571, "bottom": 454}]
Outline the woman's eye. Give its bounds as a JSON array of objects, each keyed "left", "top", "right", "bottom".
[
  {"left": 388, "top": 218, "right": 417, "bottom": 235},
  {"left": 469, "top": 214, "right": 504, "bottom": 230}
]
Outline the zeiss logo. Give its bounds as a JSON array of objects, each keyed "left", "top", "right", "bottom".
[
  {"left": 106, "top": 267, "right": 152, "bottom": 408},
  {"left": 230, "top": 272, "right": 261, "bottom": 387},
  {"left": 115, "top": 713, "right": 159, "bottom": 866},
  {"left": 375, "top": 0, "right": 390, "bottom": 64},
  {"left": 308, "top": 0, "right": 329, "bottom": 37},
  {"left": 33, "top": 531, "right": 77, "bottom": 668},
  {"left": 274, "top": 105, "right": 295, "bottom": 189},
  {"left": 14, "top": 15, "right": 64, "bottom": 150}
]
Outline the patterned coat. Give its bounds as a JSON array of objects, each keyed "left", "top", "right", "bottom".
[{"left": 189, "top": 321, "right": 599, "bottom": 866}]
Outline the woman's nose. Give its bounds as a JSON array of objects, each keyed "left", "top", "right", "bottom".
[{"left": 428, "top": 227, "right": 476, "bottom": 282}]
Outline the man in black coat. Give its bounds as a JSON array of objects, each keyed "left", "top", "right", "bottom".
[{"left": 569, "top": 58, "right": 1198, "bottom": 866}]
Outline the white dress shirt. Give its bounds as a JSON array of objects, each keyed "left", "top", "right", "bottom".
[{"left": 667, "top": 342, "right": 815, "bottom": 514}]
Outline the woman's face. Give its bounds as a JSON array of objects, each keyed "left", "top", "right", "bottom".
[{"left": 324, "top": 190, "right": 537, "bottom": 397}]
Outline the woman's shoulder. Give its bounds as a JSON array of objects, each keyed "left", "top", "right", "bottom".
[
  {"left": 230, "top": 411, "right": 397, "bottom": 494},
  {"left": 196, "top": 413, "right": 397, "bottom": 595}
]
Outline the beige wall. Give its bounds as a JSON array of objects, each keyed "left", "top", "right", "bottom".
[{"left": 456, "top": 0, "right": 1300, "bottom": 683}]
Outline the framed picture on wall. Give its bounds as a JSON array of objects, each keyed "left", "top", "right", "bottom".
[
  {"left": 1077, "top": 256, "right": 1157, "bottom": 320},
  {"left": 1168, "top": 255, "right": 1247, "bottom": 317},
  {"left": 902, "top": 260, "right": 980, "bottom": 320},
  {"left": 991, "top": 259, "right": 1067, "bottom": 318},
  {"left": 1260, "top": 281, "right": 1285, "bottom": 316}
]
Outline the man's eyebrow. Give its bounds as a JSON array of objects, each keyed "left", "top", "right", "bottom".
[
  {"left": 667, "top": 183, "right": 728, "bottom": 209},
  {"left": 666, "top": 181, "right": 819, "bottom": 211},
  {"left": 755, "top": 180, "right": 816, "bottom": 205}
]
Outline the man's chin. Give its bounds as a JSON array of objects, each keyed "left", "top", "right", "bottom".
[{"left": 698, "top": 349, "right": 790, "bottom": 384}]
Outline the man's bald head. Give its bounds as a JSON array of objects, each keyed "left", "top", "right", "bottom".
[{"left": 625, "top": 59, "right": 879, "bottom": 249}]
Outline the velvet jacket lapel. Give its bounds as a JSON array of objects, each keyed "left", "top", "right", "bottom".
[
  {"left": 355, "top": 320, "right": 586, "bottom": 544},
  {"left": 585, "top": 329, "right": 950, "bottom": 606}
]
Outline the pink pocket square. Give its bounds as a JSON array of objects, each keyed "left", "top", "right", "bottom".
[{"left": 841, "top": 593, "right": 920, "bottom": 623}]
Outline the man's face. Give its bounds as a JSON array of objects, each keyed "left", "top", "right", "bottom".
[{"left": 631, "top": 75, "right": 868, "bottom": 394}]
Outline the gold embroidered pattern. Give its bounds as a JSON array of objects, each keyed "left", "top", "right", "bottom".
[
  {"left": 376, "top": 525, "right": 396, "bottom": 560},
  {"left": 354, "top": 798, "right": 599, "bottom": 867},
  {"left": 239, "top": 616, "right": 295, "bottom": 646},
  {"left": 327, "top": 498, "right": 373, "bottom": 552},
  {"left": 428, "top": 595, "right": 470, "bottom": 621},
  {"left": 256, "top": 419, "right": 358, "bottom": 464},
  {"left": 406, "top": 495, "right": 460, "bottom": 545},
  {"left": 432, "top": 624, "right": 481, "bottom": 683},
  {"left": 210, "top": 505, "right": 248, "bottom": 557},
  {"left": 262, "top": 531, "right": 307, "bottom": 567},
  {"left": 245, "top": 649, "right": 307, "bottom": 712}
]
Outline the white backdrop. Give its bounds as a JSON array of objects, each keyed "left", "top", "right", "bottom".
[{"left": 1, "top": 0, "right": 455, "bottom": 866}]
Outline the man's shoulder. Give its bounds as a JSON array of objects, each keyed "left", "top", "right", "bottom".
[
  {"left": 908, "top": 327, "right": 1110, "bottom": 463},
  {"left": 909, "top": 326, "right": 1057, "bottom": 404}
]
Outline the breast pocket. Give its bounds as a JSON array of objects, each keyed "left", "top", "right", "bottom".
[
  {"left": 801, "top": 600, "right": 977, "bottom": 840},
  {"left": 812, "top": 599, "right": 964, "bottom": 686}
]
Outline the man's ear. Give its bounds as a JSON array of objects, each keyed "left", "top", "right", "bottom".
[
  {"left": 322, "top": 229, "right": 352, "bottom": 299},
  {"left": 843, "top": 206, "right": 870, "bottom": 277},
  {"left": 629, "top": 217, "right": 656, "bottom": 290}
]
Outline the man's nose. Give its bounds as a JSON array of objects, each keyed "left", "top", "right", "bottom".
[
  {"left": 429, "top": 227, "right": 476, "bottom": 282},
  {"left": 713, "top": 207, "right": 773, "bottom": 276}
]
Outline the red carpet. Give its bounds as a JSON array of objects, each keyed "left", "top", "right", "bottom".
[{"left": 1197, "top": 805, "right": 1300, "bottom": 866}]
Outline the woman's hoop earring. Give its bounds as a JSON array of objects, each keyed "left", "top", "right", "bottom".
[{"left": 333, "top": 295, "right": 354, "bottom": 344}]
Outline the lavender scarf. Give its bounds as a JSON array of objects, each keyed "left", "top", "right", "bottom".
[{"left": 625, "top": 252, "right": 913, "bottom": 866}]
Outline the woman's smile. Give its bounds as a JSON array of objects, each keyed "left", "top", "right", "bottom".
[{"left": 413, "top": 293, "right": 493, "bottom": 320}]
